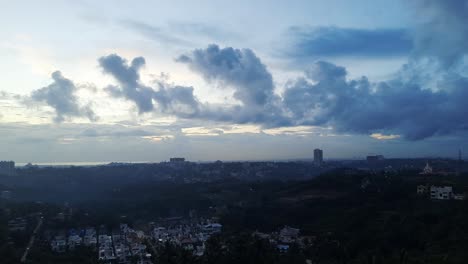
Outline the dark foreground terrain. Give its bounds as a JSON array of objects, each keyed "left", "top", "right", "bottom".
[{"left": 2, "top": 162, "right": 468, "bottom": 263}]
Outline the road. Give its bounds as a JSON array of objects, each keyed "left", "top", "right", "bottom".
[{"left": 20, "top": 217, "right": 43, "bottom": 263}]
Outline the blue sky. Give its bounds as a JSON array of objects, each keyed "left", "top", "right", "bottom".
[{"left": 1, "top": 0, "right": 467, "bottom": 163}]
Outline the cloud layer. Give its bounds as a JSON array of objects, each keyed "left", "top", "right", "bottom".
[
  {"left": 5, "top": 0, "right": 468, "bottom": 143},
  {"left": 286, "top": 26, "right": 412, "bottom": 59},
  {"left": 283, "top": 61, "right": 468, "bottom": 140}
]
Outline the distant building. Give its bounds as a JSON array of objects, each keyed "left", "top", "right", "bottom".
[
  {"left": 169, "top": 158, "right": 185, "bottom": 163},
  {"left": 313, "top": 149, "right": 323, "bottom": 166},
  {"left": 420, "top": 162, "right": 433, "bottom": 175},
  {"left": 8, "top": 217, "right": 27, "bottom": 232},
  {"left": 0, "top": 161, "right": 15, "bottom": 176},
  {"left": 417, "top": 185, "right": 428, "bottom": 195},
  {"left": 430, "top": 186, "right": 453, "bottom": 200},
  {"left": 279, "top": 226, "right": 300, "bottom": 243},
  {"left": 366, "top": 155, "right": 384, "bottom": 163},
  {"left": 1, "top": 190, "right": 11, "bottom": 200},
  {"left": 51, "top": 236, "right": 67, "bottom": 253}
]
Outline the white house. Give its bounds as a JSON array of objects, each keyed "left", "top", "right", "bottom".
[{"left": 430, "top": 186, "right": 453, "bottom": 200}]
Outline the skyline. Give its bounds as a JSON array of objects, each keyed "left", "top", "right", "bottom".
[{"left": 2, "top": 1, "right": 468, "bottom": 162}]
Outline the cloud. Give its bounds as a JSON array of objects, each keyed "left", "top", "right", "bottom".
[
  {"left": 119, "top": 19, "right": 239, "bottom": 47},
  {"left": 119, "top": 20, "right": 192, "bottom": 46},
  {"left": 285, "top": 26, "right": 412, "bottom": 59},
  {"left": 283, "top": 61, "right": 468, "bottom": 140},
  {"left": 176, "top": 44, "right": 275, "bottom": 106},
  {"left": 168, "top": 22, "right": 238, "bottom": 41},
  {"left": 30, "top": 71, "right": 97, "bottom": 122},
  {"left": 99, "top": 54, "right": 202, "bottom": 117},
  {"left": 141, "top": 135, "right": 175, "bottom": 142},
  {"left": 99, "top": 54, "right": 155, "bottom": 113},
  {"left": 275, "top": 1, "right": 468, "bottom": 140},
  {"left": 153, "top": 84, "right": 201, "bottom": 118},
  {"left": 101, "top": 19, "right": 468, "bottom": 142},
  {"left": 176, "top": 44, "right": 290, "bottom": 126},
  {"left": 100, "top": 49, "right": 290, "bottom": 127},
  {"left": 370, "top": 133, "right": 400, "bottom": 140},
  {"left": 181, "top": 126, "right": 224, "bottom": 136},
  {"left": 411, "top": 0, "right": 468, "bottom": 67},
  {"left": 282, "top": 0, "right": 468, "bottom": 66},
  {"left": 80, "top": 128, "right": 152, "bottom": 138}
]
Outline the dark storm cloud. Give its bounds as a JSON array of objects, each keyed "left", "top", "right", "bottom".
[
  {"left": 30, "top": 71, "right": 96, "bottom": 122},
  {"left": 283, "top": 61, "right": 468, "bottom": 140},
  {"left": 176, "top": 44, "right": 276, "bottom": 107},
  {"left": 175, "top": 33, "right": 468, "bottom": 140},
  {"left": 274, "top": 0, "right": 468, "bottom": 140},
  {"left": 176, "top": 44, "right": 290, "bottom": 126},
  {"left": 285, "top": 26, "right": 412, "bottom": 58}
]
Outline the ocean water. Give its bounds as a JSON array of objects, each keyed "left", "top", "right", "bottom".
[{"left": 15, "top": 161, "right": 152, "bottom": 167}]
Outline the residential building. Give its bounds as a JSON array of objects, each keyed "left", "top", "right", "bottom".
[
  {"left": 366, "top": 155, "right": 384, "bottom": 163},
  {"left": 0, "top": 161, "right": 15, "bottom": 176},
  {"left": 68, "top": 234, "right": 82, "bottom": 250},
  {"left": 8, "top": 217, "right": 27, "bottom": 232},
  {"left": 314, "top": 149, "right": 323, "bottom": 166},
  {"left": 51, "top": 236, "right": 67, "bottom": 253},
  {"left": 279, "top": 226, "right": 300, "bottom": 243},
  {"left": 417, "top": 185, "right": 428, "bottom": 195},
  {"left": 430, "top": 186, "right": 453, "bottom": 200}
]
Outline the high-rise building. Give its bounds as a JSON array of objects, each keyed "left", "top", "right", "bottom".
[
  {"left": 0, "top": 161, "right": 15, "bottom": 176},
  {"left": 169, "top": 157, "right": 185, "bottom": 163},
  {"left": 366, "top": 155, "right": 384, "bottom": 163},
  {"left": 314, "top": 149, "right": 323, "bottom": 166}
]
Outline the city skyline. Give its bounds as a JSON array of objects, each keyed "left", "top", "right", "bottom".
[{"left": 2, "top": 1, "right": 468, "bottom": 162}]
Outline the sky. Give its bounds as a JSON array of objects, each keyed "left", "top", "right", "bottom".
[{"left": 1, "top": 0, "right": 468, "bottom": 163}]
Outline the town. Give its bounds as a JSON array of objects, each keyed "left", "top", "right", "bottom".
[{"left": 2, "top": 152, "right": 468, "bottom": 263}]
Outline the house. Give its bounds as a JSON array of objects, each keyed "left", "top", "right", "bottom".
[
  {"left": 8, "top": 217, "right": 27, "bottom": 232},
  {"left": 68, "top": 234, "right": 82, "bottom": 250},
  {"left": 83, "top": 228, "right": 97, "bottom": 247},
  {"left": 417, "top": 185, "right": 428, "bottom": 194},
  {"left": 202, "top": 223, "right": 222, "bottom": 234},
  {"left": 51, "top": 236, "right": 67, "bottom": 253},
  {"left": 277, "top": 244, "right": 290, "bottom": 253},
  {"left": 279, "top": 226, "right": 300, "bottom": 243},
  {"left": 430, "top": 186, "right": 453, "bottom": 200}
]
